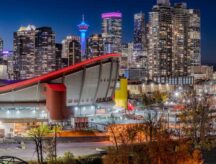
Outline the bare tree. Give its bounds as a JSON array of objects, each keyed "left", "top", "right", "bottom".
[
  {"left": 180, "top": 91, "right": 214, "bottom": 149},
  {"left": 28, "top": 124, "right": 51, "bottom": 163}
]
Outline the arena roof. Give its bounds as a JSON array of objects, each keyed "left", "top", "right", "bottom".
[{"left": 0, "top": 54, "right": 120, "bottom": 93}]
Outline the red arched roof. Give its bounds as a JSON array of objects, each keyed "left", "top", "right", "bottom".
[{"left": 0, "top": 54, "right": 120, "bottom": 93}]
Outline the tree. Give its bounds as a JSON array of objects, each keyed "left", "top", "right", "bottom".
[
  {"left": 179, "top": 91, "right": 214, "bottom": 149},
  {"left": 28, "top": 124, "right": 52, "bottom": 164}
]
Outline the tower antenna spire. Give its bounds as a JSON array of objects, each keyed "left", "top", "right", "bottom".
[{"left": 82, "top": 14, "right": 85, "bottom": 22}]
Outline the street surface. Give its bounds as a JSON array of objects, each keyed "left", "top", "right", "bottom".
[{"left": 0, "top": 141, "right": 112, "bottom": 161}]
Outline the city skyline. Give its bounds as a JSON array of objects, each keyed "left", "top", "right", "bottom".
[{"left": 0, "top": 0, "right": 213, "bottom": 63}]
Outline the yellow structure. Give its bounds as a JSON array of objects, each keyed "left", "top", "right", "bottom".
[{"left": 115, "top": 78, "right": 128, "bottom": 109}]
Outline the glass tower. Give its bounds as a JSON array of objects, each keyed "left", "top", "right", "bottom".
[{"left": 102, "top": 12, "right": 122, "bottom": 54}]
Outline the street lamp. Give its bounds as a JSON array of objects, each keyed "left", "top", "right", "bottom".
[{"left": 174, "top": 91, "right": 180, "bottom": 97}]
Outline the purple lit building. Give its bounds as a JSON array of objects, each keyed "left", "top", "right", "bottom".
[{"left": 102, "top": 12, "right": 122, "bottom": 54}]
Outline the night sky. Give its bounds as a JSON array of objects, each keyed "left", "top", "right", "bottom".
[{"left": 0, "top": 0, "right": 214, "bottom": 63}]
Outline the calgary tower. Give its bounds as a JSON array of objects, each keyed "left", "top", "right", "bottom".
[{"left": 78, "top": 15, "right": 89, "bottom": 60}]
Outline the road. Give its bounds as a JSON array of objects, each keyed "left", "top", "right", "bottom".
[{"left": 0, "top": 141, "right": 112, "bottom": 161}]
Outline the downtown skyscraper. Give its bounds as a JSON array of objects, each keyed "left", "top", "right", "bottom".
[
  {"left": 102, "top": 12, "right": 122, "bottom": 54},
  {"left": 87, "top": 34, "right": 104, "bottom": 58},
  {"left": 35, "top": 27, "right": 56, "bottom": 76},
  {"left": 61, "top": 36, "right": 81, "bottom": 67},
  {"left": 0, "top": 37, "right": 3, "bottom": 52},
  {"left": 13, "top": 25, "right": 56, "bottom": 80},
  {"left": 132, "top": 12, "right": 147, "bottom": 74},
  {"left": 14, "top": 25, "right": 36, "bottom": 80},
  {"left": 147, "top": 0, "right": 201, "bottom": 79}
]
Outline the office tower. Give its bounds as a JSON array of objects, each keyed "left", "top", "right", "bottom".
[
  {"left": 0, "top": 51, "right": 10, "bottom": 79},
  {"left": 87, "top": 34, "right": 104, "bottom": 58},
  {"left": 148, "top": 2, "right": 173, "bottom": 78},
  {"left": 14, "top": 25, "right": 36, "bottom": 80},
  {"left": 78, "top": 15, "right": 89, "bottom": 60},
  {"left": 102, "top": 12, "right": 122, "bottom": 54},
  {"left": 147, "top": 0, "right": 201, "bottom": 79},
  {"left": 120, "top": 43, "right": 132, "bottom": 77},
  {"left": 62, "top": 36, "right": 81, "bottom": 67},
  {"left": 55, "top": 43, "right": 62, "bottom": 70},
  {"left": 132, "top": 12, "right": 148, "bottom": 80},
  {"left": 1, "top": 51, "right": 15, "bottom": 80},
  {"left": 133, "top": 12, "right": 146, "bottom": 52},
  {"left": 35, "top": 27, "right": 56, "bottom": 76},
  {"left": 172, "top": 3, "right": 189, "bottom": 76},
  {"left": 188, "top": 9, "right": 201, "bottom": 66},
  {"left": 0, "top": 37, "right": 3, "bottom": 52},
  {"left": 157, "top": 0, "right": 170, "bottom": 6}
]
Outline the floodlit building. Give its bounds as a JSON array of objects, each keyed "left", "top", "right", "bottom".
[
  {"left": 87, "top": 34, "right": 104, "bottom": 58},
  {"left": 0, "top": 37, "right": 3, "bottom": 52},
  {"left": 61, "top": 36, "right": 81, "bottom": 67},
  {"left": 102, "top": 12, "right": 122, "bottom": 54},
  {"left": 191, "top": 65, "right": 214, "bottom": 82},
  {"left": 147, "top": 0, "right": 201, "bottom": 79},
  {"left": 0, "top": 54, "right": 119, "bottom": 137},
  {"left": 188, "top": 9, "right": 201, "bottom": 66},
  {"left": 55, "top": 43, "right": 63, "bottom": 70},
  {"left": 13, "top": 25, "right": 36, "bottom": 80},
  {"left": 148, "top": 1, "right": 173, "bottom": 78},
  {"left": 35, "top": 27, "right": 56, "bottom": 76}
]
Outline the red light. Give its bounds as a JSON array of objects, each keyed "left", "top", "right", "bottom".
[{"left": 0, "top": 54, "right": 120, "bottom": 93}]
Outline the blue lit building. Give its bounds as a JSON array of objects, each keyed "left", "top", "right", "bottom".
[{"left": 78, "top": 15, "right": 89, "bottom": 60}]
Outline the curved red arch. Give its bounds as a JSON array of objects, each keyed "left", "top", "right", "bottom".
[{"left": 0, "top": 54, "right": 120, "bottom": 93}]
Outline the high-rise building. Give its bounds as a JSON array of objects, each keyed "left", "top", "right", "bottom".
[
  {"left": 2, "top": 51, "right": 15, "bottom": 80},
  {"left": 133, "top": 12, "right": 146, "bottom": 51},
  {"left": 147, "top": 0, "right": 201, "bottom": 79},
  {"left": 55, "top": 43, "right": 62, "bottom": 70},
  {"left": 62, "top": 36, "right": 81, "bottom": 67},
  {"left": 87, "top": 34, "right": 104, "bottom": 58},
  {"left": 157, "top": 0, "right": 171, "bottom": 6},
  {"left": 78, "top": 15, "right": 89, "bottom": 60},
  {"left": 0, "top": 51, "right": 11, "bottom": 80},
  {"left": 102, "top": 12, "right": 122, "bottom": 54},
  {"left": 188, "top": 9, "right": 201, "bottom": 66},
  {"left": 148, "top": 2, "right": 173, "bottom": 78},
  {"left": 120, "top": 43, "right": 132, "bottom": 76},
  {"left": 35, "top": 27, "right": 56, "bottom": 76},
  {"left": 14, "top": 25, "right": 36, "bottom": 80},
  {"left": 132, "top": 12, "right": 148, "bottom": 80},
  {"left": 0, "top": 37, "right": 3, "bottom": 52},
  {"left": 172, "top": 3, "right": 189, "bottom": 76}
]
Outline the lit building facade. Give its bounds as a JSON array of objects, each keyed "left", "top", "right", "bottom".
[
  {"left": 102, "top": 12, "right": 122, "bottom": 54},
  {"left": 0, "top": 54, "right": 119, "bottom": 137},
  {"left": 78, "top": 15, "right": 89, "bottom": 60},
  {"left": 62, "top": 36, "right": 81, "bottom": 67},
  {"left": 172, "top": 3, "right": 189, "bottom": 76},
  {"left": 148, "top": 2, "right": 173, "bottom": 78},
  {"left": 87, "top": 34, "right": 104, "bottom": 58},
  {"left": 132, "top": 12, "right": 148, "bottom": 80},
  {"left": 55, "top": 43, "right": 62, "bottom": 70},
  {"left": 14, "top": 25, "right": 36, "bottom": 80},
  {"left": 2, "top": 51, "right": 15, "bottom": 80},
  {"left": 120, "top": 43, "right": 132, "bottom": 77},
  {"left": 0, "top": 51, "right": 14, "bottom": 80},
  {"left": 0, "top": 37, "right": 3, "bottom": 52},
  {"left": 35, "top": 27, "right": 56, "bottom": 76},
  {"left": 147, "top": 0, "right": 201, "bottom": 79},
  {"left": 188, "top": 9, "right": 201, "bottom": 66},
  {"left": 133, "top": 12, "right": 146, "bottom": 52}
]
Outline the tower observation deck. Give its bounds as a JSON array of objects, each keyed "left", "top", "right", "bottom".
[{"left": 78, "top": 15, "right": 89, "bottom": 60}]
